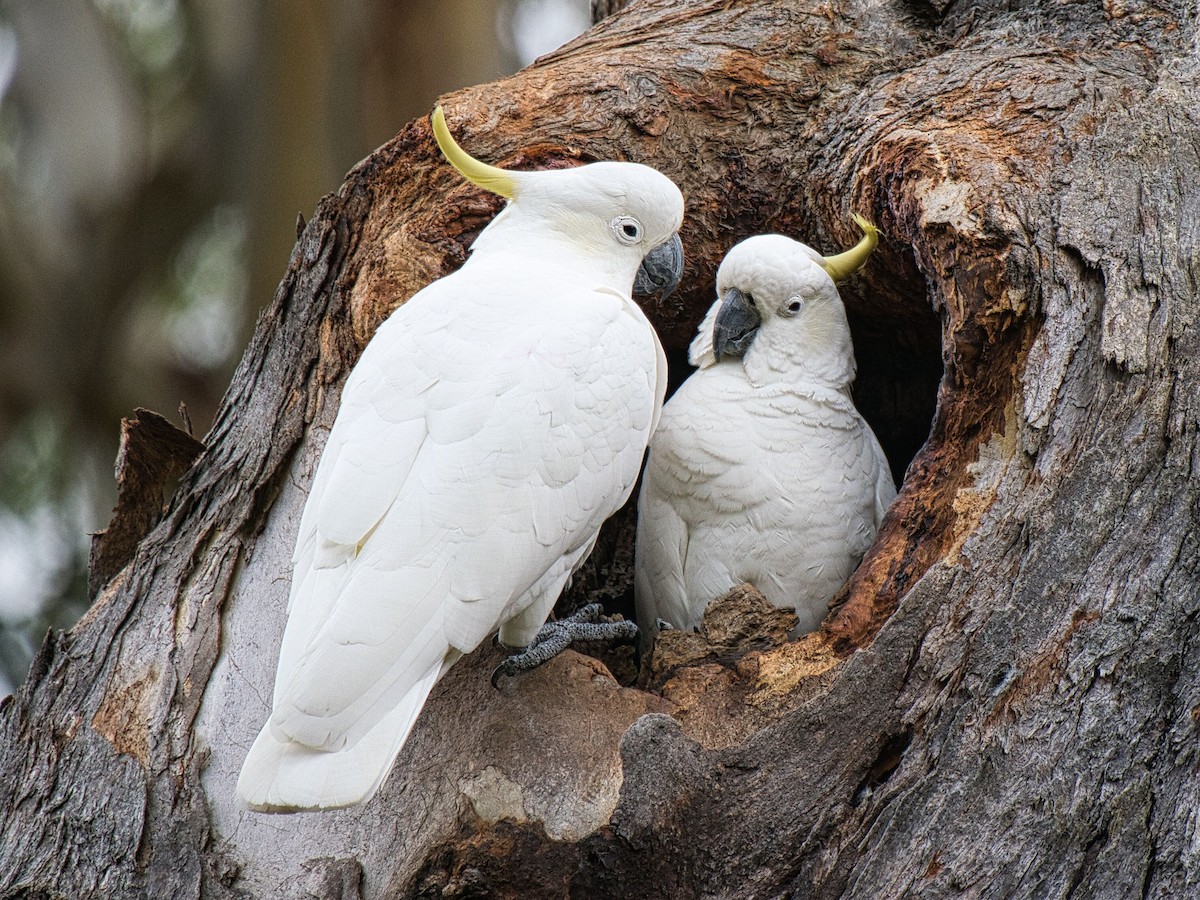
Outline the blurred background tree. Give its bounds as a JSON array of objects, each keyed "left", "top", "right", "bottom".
[{"left": 0, "top": 0, "right": 590, "bottom": 694}]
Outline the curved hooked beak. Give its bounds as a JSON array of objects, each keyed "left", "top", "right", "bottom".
[
  {"left": 712, "top": 288, "right": 761, "bottom": 361},
  {"left": 633, "top": 234, "right": 684, "bottom": 301}
]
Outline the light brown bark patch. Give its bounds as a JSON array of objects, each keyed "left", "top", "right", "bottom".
[{"left": 91, "top": 665, "right": 162, "bottom": 766}]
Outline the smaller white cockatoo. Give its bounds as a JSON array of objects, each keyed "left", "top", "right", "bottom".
[
  {"left": 236, "top": 108, "right": 684, "bottom": 812},
  {"left": 634, "top": 218, "right": 895, "bottom": 645}
]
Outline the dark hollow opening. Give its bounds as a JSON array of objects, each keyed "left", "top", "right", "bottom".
[{"left": 846, "top": 304, "right": 943, "bottom": 487}]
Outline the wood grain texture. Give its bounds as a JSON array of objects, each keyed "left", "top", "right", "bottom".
[
  {"left": 1, "top": 0, "right": 1197, "bottom": 897},
  {"left": 87, "top": 408, "right": 206, "bottom": 597}
]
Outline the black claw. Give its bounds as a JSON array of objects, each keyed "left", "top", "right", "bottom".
[
  {"left": 490, "top": 605, "right": 639, "bottom": 688},
  {"left": 491, "top": 658, "right": 519, "bottom": 688}
]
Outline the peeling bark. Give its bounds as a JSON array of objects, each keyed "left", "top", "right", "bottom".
[
  {"left": 88, "top": 408, "right": 206, "bottom": 597},
  {"left": 2, "top": 0, "right": 1198, "bottom": 897}
]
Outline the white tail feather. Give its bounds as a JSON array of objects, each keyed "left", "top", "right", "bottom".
[{"left": 236, "top": 658, "right": 443, "bottom": 812}]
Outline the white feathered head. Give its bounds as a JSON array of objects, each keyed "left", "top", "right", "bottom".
[
  {"left": 688, "top": 218, "right": 877, "bottom": 388},
  {"left": 432, "top": 106, "right": 685, "bottom": 299}
]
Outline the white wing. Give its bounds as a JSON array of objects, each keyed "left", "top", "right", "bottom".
[
  {"left": 635, "top": 366, "right": 771, "bottom": 636},
  {"left": 686, "top": 298, "right": 723, "bottom": 369},
  {"left": 238, "top": 266, "right": 660, "bottom": 811},
  {"left": 866, "top": 425, "right": 897, "bottom": 527},
  {"left": 634, "top": 474, "right": 690, "bottom": 643}
]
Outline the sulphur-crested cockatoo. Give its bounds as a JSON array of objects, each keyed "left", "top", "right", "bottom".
[
  {"left": 634, "top": 218, "right": 894, "bottom": 647},
  {"left": 237, "top": 107, "right": 684, "bottom": 812}
]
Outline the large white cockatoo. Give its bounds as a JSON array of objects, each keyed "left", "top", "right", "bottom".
[
  {"left": 634, "top": 218, "right": 895, "bottom": 647},
  {"left": 237, "top": 108, "right": 684, "bottom": 812}
]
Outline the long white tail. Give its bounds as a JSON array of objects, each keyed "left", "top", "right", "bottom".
[{"left": 236, "top": 659, "right": 443, "bottom": 813}]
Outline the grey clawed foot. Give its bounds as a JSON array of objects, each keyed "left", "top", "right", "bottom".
[{"left": 491, "top": 603, "right": 638, "bottom": 688}]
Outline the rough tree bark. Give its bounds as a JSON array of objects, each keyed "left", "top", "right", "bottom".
[{"left": 3, "top": 0, "right": 1198, "bottom": 897}]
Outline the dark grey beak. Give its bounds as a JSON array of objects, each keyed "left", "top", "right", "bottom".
[
  {"left": 712, "top": 288, "right": 760, "bottom": 361},
  {"left": 633, "top": 233, "right": 684, "bottom": 301}
]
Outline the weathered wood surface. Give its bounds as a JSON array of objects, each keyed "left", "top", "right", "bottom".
[{"left": 2, "top": 0, "right": 1198, "bottom": 897}]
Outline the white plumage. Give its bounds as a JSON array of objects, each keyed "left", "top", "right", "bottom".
[
  {"left": 237, "top": 109, "right": 684, "bottom": 812},
  {"left": 634, "top": 225, "right": 895, "bottom": 645}
]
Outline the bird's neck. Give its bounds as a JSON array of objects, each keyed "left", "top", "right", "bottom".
[{"left": 743, "top": 329, "right": 857, "bottom": 395}]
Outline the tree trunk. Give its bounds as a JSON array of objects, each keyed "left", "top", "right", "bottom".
[{"left": 3, "top": 0, "right": 1198, "bottom": 897}]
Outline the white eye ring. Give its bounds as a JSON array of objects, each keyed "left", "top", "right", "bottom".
[
  {"left": 611, "top": 216, "right": 643, "bottom": 245},
  {"left": 782, "top": 296, "right": 805, "bottom": 316}
]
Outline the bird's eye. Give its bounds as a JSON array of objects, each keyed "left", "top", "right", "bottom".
[
  {"left": 783, "top": 297, "right": 804, "bottom": 316},
  {"left": 611, "top": 216, "right": 643, "bottom": 245}
]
